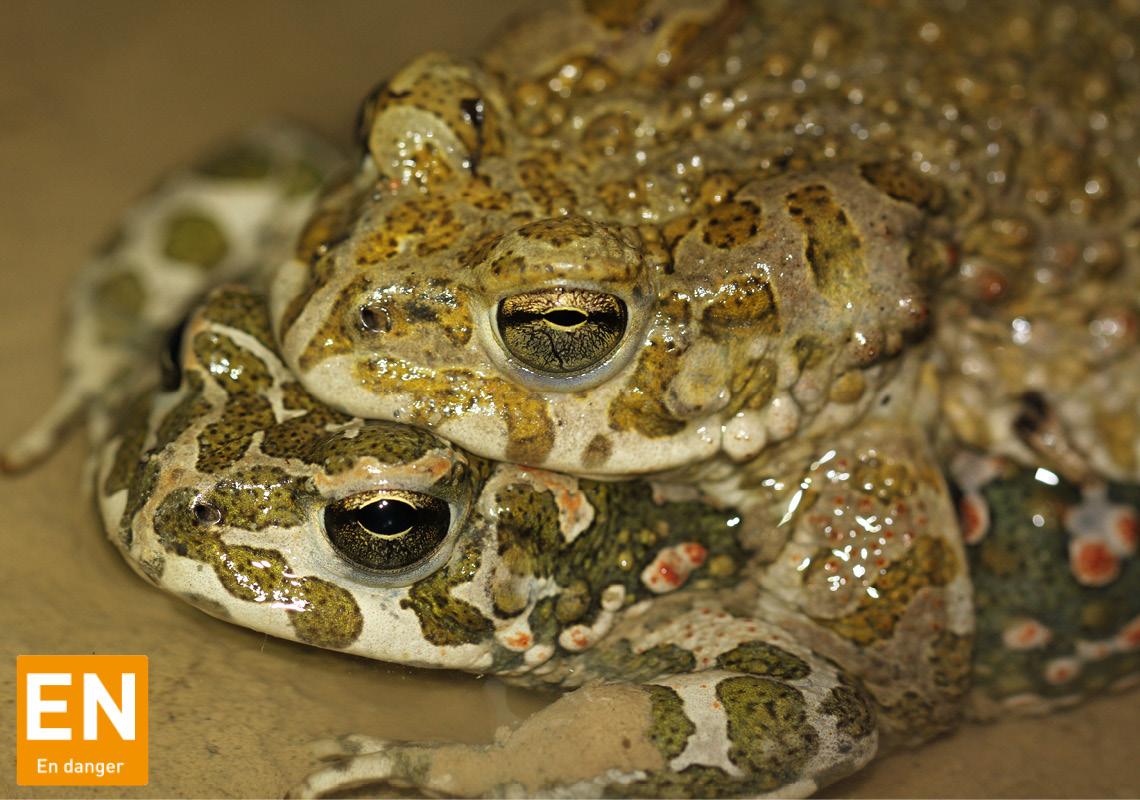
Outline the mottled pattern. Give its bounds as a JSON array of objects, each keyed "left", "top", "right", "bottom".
[
  {"left": 817, "top": 537, "right": 958, "bottom": 646},
  {"left": 821, "top": 680, "right": 877, "bottom": 740},
  {"left": 91, "top": 284, "right": 881, "bottom": 797},
  {"left": 785, "top": 184, "right": 867, "bottom": 300},
  {"left": 608, "top": 339, "right": 686, "bottom": 438},
  {"left": 152, "top": 484, "right": 363, "bottom": 649},
  {"left": 956, "top": 457, "right": 1140, "bottom": 715},
  {"left": 262, "top": 0, "right": 1112, "bottom": 480},
  {"left": 351, "top": 358, "right": 557, "bottom": 464},
  {"left": 102, "top": 392, "right": 153, "bottom": 496},
  {"left": 719, "top": 677, "right": 817, "bottom": 790},
  {"left": 401, "top": 537, "right": 493, "bottom": 646},
  {"left": 716, "top": 641, "right": 811, "bottom": 680},
  {"left": 7, "top": 0, "right": 1135, "bottom": 798}
]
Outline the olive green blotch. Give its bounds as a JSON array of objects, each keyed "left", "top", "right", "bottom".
[
  {"left": 195, "top": 138, "right": 331, "bottom": 198},
  {"left": 608, "top": 340, "right": 686, "bottom": 438},
  {"left": 92, "top": 270, "right": 145, "bottom": 343},
  {"left": 588, "top": 640, "right": 697, "bottom": 683},
  {"left": 206, "top": 465, "right": 311, "bottom": 529},
  {"left": 526, "top": 596, "right": 560, "bottom": 646},
  {"left": 716, "top": 641, "right": 811, "bottom": 680},
  {"left": 188, "top": 331, "right": 278, "bottom": 472},
  {"left": 194, "top": 144, "right": 273, "bottom": 179},
  {"left": 163, "top": 210, "right": 228, "bottom": 270},
  {"left": 289, "top": 576, "right": 366, "bottom": 649},
  {"left": 719, "top": 676, "right": 818, "bottom": 791},
  {"left": 200, "top": 286, "right": 276, "bottom": 351},
  {"left": 196, "top": 393, "right": 276, "bottom": 473},
  {"left": 258, "top": 381, "right": 354, "bottom": 464},
  {"left": 152, "top": 482, "right": 362, "bottom": 649},
  {"left": 192, "top": 331, "right": 273, "bottom": 393},
  {"left": 307, "top": 420, "right": 440, "bottom": 473},
  {"left": 401, "top": 537, "right": 493, "bottom": 646},
  {"left": 119, "top": 457, "right": 163, "bottom": 549},
  {"left": 153, "top": 370, "right": 211, "bottom": 451},
  {"left": 103, "top": 391, "right": 154, "bottom": 497},
  {"left": 554, "top": 579, "right": 592, "bottom": 623},
  {"left": 820, "top": 680, "right": 876, "bottom": 740},
  {"left": 646, "top": 684, "right": 695, "bottom": 760},
  {"left": 281, "top": 160, "right": 327, "bottom": 197},
  {"left": 879, "top": 689, "right": 950, "bottom": 742}
]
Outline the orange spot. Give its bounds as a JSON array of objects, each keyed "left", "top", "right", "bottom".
[
  {"left": 1115, "top": 514, "right": 1138, "bottom": 552},
  {"left": 959, "top": 495, "right": 988, "bottom": 544},
  {"left": 426, "top": 456, "right": 454, "bottom": 479},
  {"left": 974, "top": 265, "right": 1008, "bottom": 302},
  {"left": 505, "top": 632, "right": 531, "bottom": 649},
  {"left": 1015, "top": 625, "right": 1042, "bottom": 646},
  {"left": 683, "top": 542, "right": 708, "bottom": 565},
  {"left": 1118, "top": 618, "right": 1140, "bottom": 649},
  {"left": 1049, "top": 665, "right": 1074, "bottom": 682},
  {"left": 1071, "top": 538, "right": 1121, "bottom": 587}
]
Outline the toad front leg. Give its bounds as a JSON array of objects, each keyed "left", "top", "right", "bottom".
[
  {"left": 0, "top": 125, "right": 343, "bottom": 472},
  {"left": 289, "top": 603, "right": 877, "bottom": 798}
]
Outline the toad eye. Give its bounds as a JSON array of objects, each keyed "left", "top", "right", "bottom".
[
  {"left": 496, "top": 288, "right": 628, "bottom": 375},
  {"left": 324, "top": 491, "right": 451, "bottom": 575}
]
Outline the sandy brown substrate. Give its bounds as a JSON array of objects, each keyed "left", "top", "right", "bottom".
[{"left": 1, "top": 2, "right": 1138, "bottom": 797}]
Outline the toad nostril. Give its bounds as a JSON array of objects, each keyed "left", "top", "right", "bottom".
[
  {"left": 359, "top": 305, "right": 392, "bottom": 333},
  {"left": 192, "top": 501, "right": 222, "bottom": 526}
]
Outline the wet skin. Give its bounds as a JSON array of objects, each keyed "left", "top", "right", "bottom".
[{"left": 3, "top": 0, "right": 1139, "bottom": 796}]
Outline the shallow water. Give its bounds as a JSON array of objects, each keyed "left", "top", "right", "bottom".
[{"left": 1, "top": 2, "right": 1138, "bottom": 797}]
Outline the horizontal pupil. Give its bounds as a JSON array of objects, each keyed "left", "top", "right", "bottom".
[
  {"left": 354, "top": 499, "right": 417, "bottom": 536},
  {"left": 543, "top": 308, "right": 588, "bottom": 327},
  {"left": 504, "top": 308, "right": 623, "bottom": 327}
]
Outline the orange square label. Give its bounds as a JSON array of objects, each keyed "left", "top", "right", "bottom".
[{"left": 16, "top": 655, "right": 148, "bottom": 786}]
